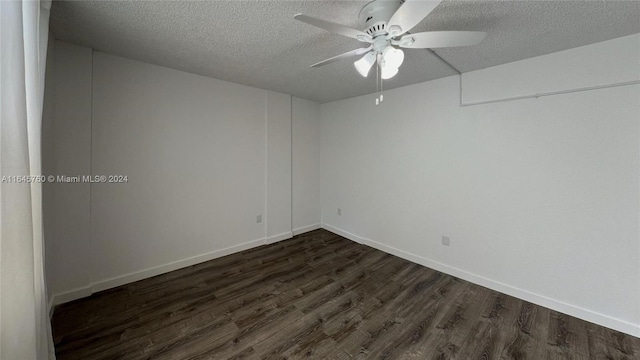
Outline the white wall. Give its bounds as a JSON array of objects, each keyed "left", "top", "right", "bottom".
[
  {"left": 462, "top": 34, "right": 640, "bottom": 104},
  {"left": 266, "top": 91, "right": 292, "bottom": 241},
  {"left": 45, "top": 42, "right": 93, "bottom": 301},
  {"left": 45, "top": 42, "right": 322, "bottom": 302},
  {"left": 292, "top": 97, "right": 321, "bottom": 233},
  {"left": 91, "top": 52, "right": 271, "bottom": 285},
  {"left": 321, "top": 34, "right": 640, "bottom": 336}
]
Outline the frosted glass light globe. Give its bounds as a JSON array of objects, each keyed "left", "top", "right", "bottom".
[
  {"left": 382, "top": 46, "right": 404, "bottom": 69},
  {"left": 354, "top": 52, "right": 376, "bottom": 77},
  {"left": 381, "top": 66, "right": 399, "bottom": 80}
]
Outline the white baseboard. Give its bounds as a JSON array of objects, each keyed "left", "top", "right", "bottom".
[
  {"left": 52, "top": 286, "right": 92, "bottom": 307},
  {"left": 50, "top": 228, "right": 322, "bottom": 308},
  {"left": 292, "top": 223, "right": 321, "bottom": 236},
  {"left": 321, "top": 224, "right": 365, "bottom": 244},
  {"left": 265, "top": 231, "right": 293, "bottom": 245},
  {"left": 320, "top": 223, "right": 640, "bottom": 338},
  {"left": 50, "top": 226, "right": 323, "bottom": 308},
  {"left": 51, "top": 237, "right": 267, "bottom": 307}
]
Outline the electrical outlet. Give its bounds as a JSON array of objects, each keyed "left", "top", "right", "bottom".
[
  {"left": 442, "top": 236, "right": 450, "bottom": 246},
  {"left": 257, "top": 215, "right": 262, "bottom": 223},
  {"left": 337, "top": 208, "right": 342, "bottom": 216}
]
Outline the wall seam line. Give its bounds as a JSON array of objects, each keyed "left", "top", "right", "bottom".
[
  {"left": 459, "top": 77, "right": 640, "bottom": 107},
  {"left": 264, "top": 91, "right": 269, "bottom": 239}
]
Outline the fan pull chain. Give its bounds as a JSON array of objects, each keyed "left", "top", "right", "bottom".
[
  {"left": 375, "top": 62, "right": 380, "bottom": 105},
  {"left": 375, "top": 58, "right": 384, "bottom": 105}
]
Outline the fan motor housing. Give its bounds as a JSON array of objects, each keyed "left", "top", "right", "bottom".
[{"left": 358, "top": 0, "right": 403, "bottom": 37}]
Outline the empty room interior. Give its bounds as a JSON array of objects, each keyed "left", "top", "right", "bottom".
[{"left": 2, "top": 0, "right": 640, "bottom": 359}]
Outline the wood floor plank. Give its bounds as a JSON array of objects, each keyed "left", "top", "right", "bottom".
[
  {"left": 503, "top": 301, "right": 553, "bottom": 360},
  {"left": 51, "top": 229, "right": 640, "bottom": 360},
  {"left": 585, "top": 321, "right": 639, "bottom": 359}
]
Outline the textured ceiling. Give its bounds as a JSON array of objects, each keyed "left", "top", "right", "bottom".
[{"left": 50, "top": 0, "right": 640, "bottom": 103}]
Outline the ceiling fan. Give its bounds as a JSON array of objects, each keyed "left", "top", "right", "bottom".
[{"left": 294, "top": 0, "right": 486, "bottom": 80}]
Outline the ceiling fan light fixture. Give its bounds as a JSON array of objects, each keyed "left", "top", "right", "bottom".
[
  {"left": 295, "top": 0, "right": 487, "bottom": 85},
  {"left": 354, "top": 52, "right": 376, "bottom": 77}
]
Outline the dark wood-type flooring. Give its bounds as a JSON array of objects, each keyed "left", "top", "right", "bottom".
[{"left": 52, "top": 229, "right": 640, "bottom": 359}]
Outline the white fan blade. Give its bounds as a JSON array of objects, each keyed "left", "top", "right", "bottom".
[
  {"left": 295, "top": 14, "right": 372, "bottom": 41},
  {"left": 387, "top": 0, "right": 442, "bottom": 36},
  {"left": 311, "top": 47, "right": 372, "bottom": 67},
  {"left": 399, "top": 31, "right": 486, "bottom": 49}
]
